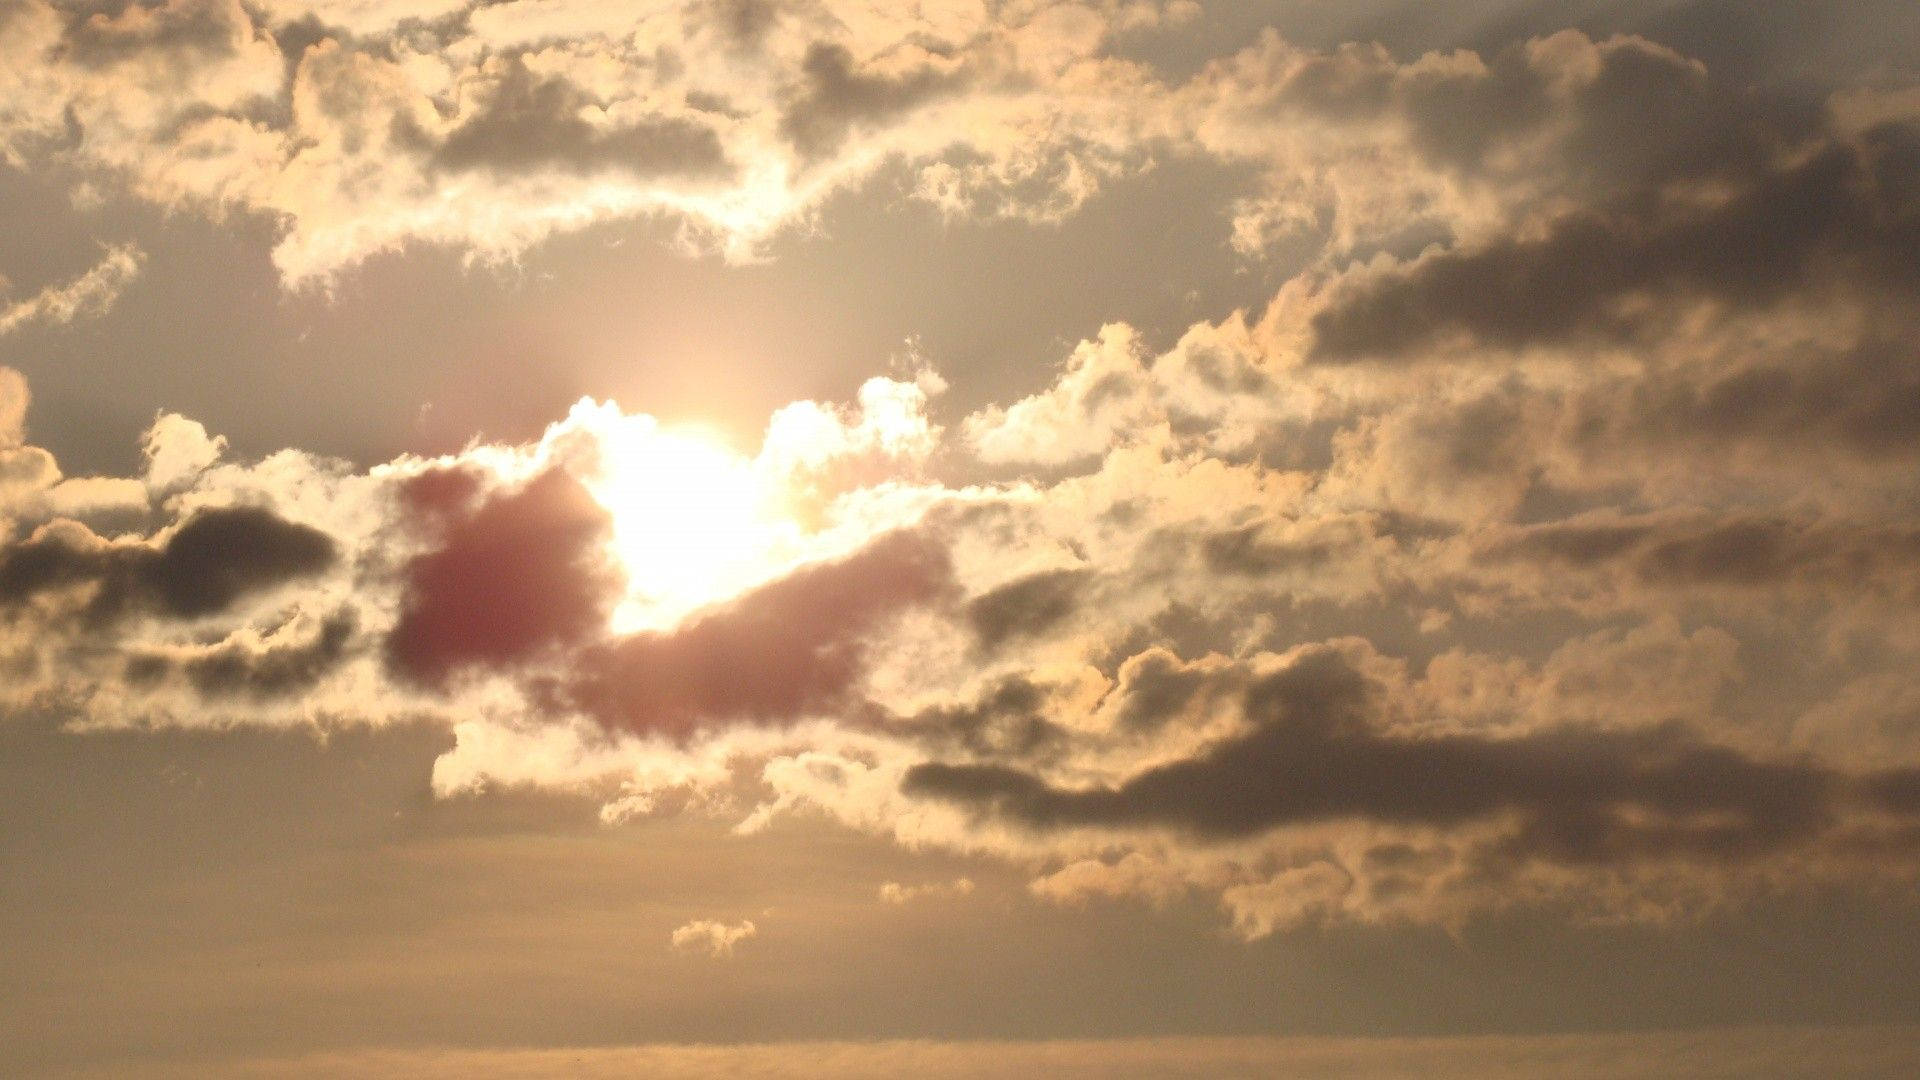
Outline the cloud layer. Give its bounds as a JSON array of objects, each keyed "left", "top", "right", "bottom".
[{"left": 5, "top": 3, "right": 1920, "bottom": 942}]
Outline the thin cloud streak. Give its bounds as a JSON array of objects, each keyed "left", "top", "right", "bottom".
[
  {"left": 47, "top": 1028, "right": 1920, "bottom": 1080},
  {"left": 0, "top": 245, "right": 143, "bottom": 336}
]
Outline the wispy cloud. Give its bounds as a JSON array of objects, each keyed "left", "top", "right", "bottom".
[{"left": 0, "top": 245, "right": 143, "bottom": 336}]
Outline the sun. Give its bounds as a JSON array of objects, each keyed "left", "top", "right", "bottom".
[
  {"left": 578, "top": 409, "right": 792, "bottom": 632},
  {"left": 555, "top": 387, "right": 938, "bottom": 634}
]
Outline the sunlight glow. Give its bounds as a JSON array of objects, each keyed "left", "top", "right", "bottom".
[
  {"left": 581, "top": 409, "right": 795, "bottom": 632},
  {"left": 544, "top": 375, "right": 948, "bottom": 634}
]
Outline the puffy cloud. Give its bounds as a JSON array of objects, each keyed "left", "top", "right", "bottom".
[
  {"left": 0, "top": 0, "right": 1196, "bottom": 283},
  {"left": 0, "top": 504, "right": 336, "bottom": 626},
  {"left": 385, "top": 466, "right": 621, "bottom": 685},
  {"left": 142, "top": 413, "right": 227, "bottom": 493},
  {"left": 965, "top": 324, "right": 1159, "bottom": 466}
]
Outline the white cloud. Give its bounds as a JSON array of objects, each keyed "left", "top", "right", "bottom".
[
  {"left": 0, "top": 245, "right": 144, "bottom": 336},
  {"left": 877, "top": 877, "right": 974, "bottom": 904},
  {"left": 670, "top": 917, "right": 757, "bottom": 957}
]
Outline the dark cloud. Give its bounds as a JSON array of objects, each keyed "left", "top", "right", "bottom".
[
  {"left": 966, "top": 567, "right": 1089, "bottom": 650},
  {"left": 184, "top": 609, "right": 357, "bottom": 698},
  {"left": 779, "top": 42, "right": 967, "bottom": 160},
  {"left": 1103, "top": 647, "right": 1225, "bottom": 733},
  {"left": 1624, "top": 0, "right": 1920, "bottom": 87},
  {"left": 1481, "top": 514, "right": 1920, "bottom": 594},
  {"left": 385, "top": 467, "right": 620, "bottom": 685},
  {"left": 124, "top": 609, "right": 358, "bottom": 700},
  {"left": 56, "top": 0, "right": 254, "bottom": 71},
  {"left": 0, "top": 505, "right": 336, "bottom": 626},
  {"left": 1200, "top": 523, "right": 1334, "bottom": 576},
  {"left": 1483, "top": 517, "right": 1653, "bottom": 567},
  {"left": 1308, "top": 123, "right": 1920, "bottom": 362},
  {"left": 556, "top": 530, "right": 954, "bottom": 736},
  {"left": 704, "top": 0, "right": 781, "bottom": 48},
  {"left": 903, "top": 674, "right": 1068, "bottom": 761},
  {"left": 1227, "top": 29, "right": 1815, "bottom": 195},
  {"left": 1580, "top": 339, "right": 1920, "bottom": 461},
  {"left": 904, "top": 645, "right": 1884, "bottom": 865},
  {"left": 431, "top": 59, "right": 732, "bottom": 180}
]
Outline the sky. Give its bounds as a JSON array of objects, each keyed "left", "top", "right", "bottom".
[{"left": 4, "top": 1, "right": 1920, "bottom": 1076}]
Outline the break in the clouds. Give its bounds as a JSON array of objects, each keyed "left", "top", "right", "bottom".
[{"left": 8, "top": 0, "right": 1920, "bottom": 988}]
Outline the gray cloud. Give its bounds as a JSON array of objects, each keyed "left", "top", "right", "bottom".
[
  {"left": 55, "top": 0, "right": 259, "bottom": 71},
  {"left": 900, "top": 674, "right": 1068, "bottom": 762},
  {"left": 124, "top": 609, "right": 359, "bottom": 701},
  {"left": 0, "top": 504, "right": 336, "bottom": 627},
  {"left": 1577, "top": 339, "right": 1920, "bottom": 462},
  {"left": 903, "top": 644, "right": 1908, "bottom": 869},
  {"left": 966, "top": 566, "right": 1089, "bottom": 651},
  {"left": 1481, "top": 514, "right": 1920, "bottom": 595},
  {"left": 556, "top": 529, "right": 954, "bottom": 736},
  {"left": 1309, "top": 122, "right": 1920, "bottom": 362},
  {"left": 778, "top": 41, "right": 969, "bottom": 161},
  {"left": 430, "top": 59, "right": 732, "bottom": 180}
]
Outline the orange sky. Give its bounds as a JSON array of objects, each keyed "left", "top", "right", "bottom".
[{"left": 4, "top": 1, "right": 1920, "bottom": 1076}]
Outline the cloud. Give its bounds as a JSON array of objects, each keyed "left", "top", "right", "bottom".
[
  {"left": 426, "top": 58, "right": 733, "bottom": 180},
  {"left": 778, "top": 41, "right": 970, "bottom": 161},
  {"left": 6, "top": 11, "right": 1920, "bottom": 944},
  {"left": 902, "top": 644, "right": 1849, "bottom": 859},
  {"left": 966, "top": 567, "right": 1090, "bottom": 651},
  {"left": 128, "top": 609, "right": 359, "bottom": 701},
  {"left": 1306, "top": 118, "right": 1920, "bottom": 363},
  {"left": 385, "top": 466, "right": 621, "bottom": 685},
  {"left": 0, "top": 0, "right": 1181, "bottom": 283},
  {"left": 555, "top": 529, "right": 954, "bottom": 737},
  {"left": 1475, "top": 512, "right": 1920, "bottom": 609},
  {"left": 0, "top": 244, "right": 143, "bottom": 336},
  {"left": 0, "top": 504, "right": 336, "bottom": 627},
  {"left": 877, "top": 876, "right": 973, "bottom": 904},
  {"left": 669, "top": 917, "right": 756, "bottom": 957},
  {"left": 142, "top": 413, "right": 228, "bottom": 493}
]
